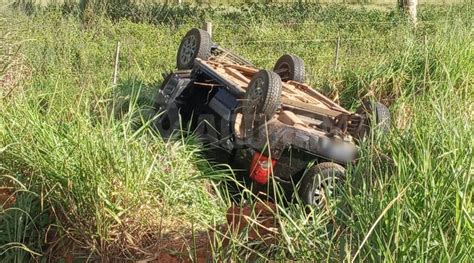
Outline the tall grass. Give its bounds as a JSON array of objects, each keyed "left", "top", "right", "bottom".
[
  {"left": 1, "top": 1, "right": 473, "bottom": 261},
  {"left": 1, "top": 100, "right": 227, "bottom": 259}
]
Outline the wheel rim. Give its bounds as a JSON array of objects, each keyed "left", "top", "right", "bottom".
[
  {"left": 179, "top": 35, "right": 197, "bottom": 66},
  {"left": 277, "top": 62, "right": 291, "bottom": 80},
  {"left": 313, "top": 176, "right": 340, "bottom": 205},
  {"left": 246, "top": 78, "right": 264, "bottom": 113},
  {"left": 249, "top": 78, "right": 264, "bottom": 101},
  {"left": 243, "top": 77, "right": 265, "bottom": 133}
]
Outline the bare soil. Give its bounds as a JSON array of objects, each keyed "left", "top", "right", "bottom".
[
  {"left": 143, "top": 201, "right": 279, "bottom": 262},
  {"left": 0, "top": 188, "right": 15, "bottom": 209}
]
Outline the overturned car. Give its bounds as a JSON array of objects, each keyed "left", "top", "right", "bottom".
[{"left": 153, "top": 28, "right": 390, "bottom": 206}]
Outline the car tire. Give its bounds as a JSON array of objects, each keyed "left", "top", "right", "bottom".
[
  {"left": 176, "top": 28, "right": 212, "bottom": 69},
  {"left": 298, "top": 162, "right": 345, "bottom": 207},
  {"left": 154, "top": 73, "right": 174, "bottom": 111},
  {"left": 273, "top": 54, "right": 305, "bottom": 83},
  {"left": 356, "top": 100, "right": 391, "bottom": 138},
  {"left": 242, "top": 70, "right": 282, "bottom": 135}
]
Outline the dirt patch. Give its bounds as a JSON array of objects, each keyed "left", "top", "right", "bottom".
[
  {"left": 225, "top": 201, "right": 279, "bottom": 245},
  {"left": 54, "top": 201, "right": 279, "bottom": 262},
  {"left": 0, "top": 188, "right": 16, "bottom": 209},
  {"left": 140, "top": 201, "right": 279, "bottom": 262}
]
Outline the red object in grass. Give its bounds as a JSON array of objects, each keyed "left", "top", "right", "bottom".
[{"left": 249, "top": 152, "right": 276, "bottom": 184}]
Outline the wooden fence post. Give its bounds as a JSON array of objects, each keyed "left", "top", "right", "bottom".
[
  {"left": 333, "top": 36, "right": 340, "bottom": 71},
  {"left": 423, "top": 35, "right": 429, "bottom": 89},
  {"left": 204, "top": 21, "right": 212, "bottom": 38},
  {"left": 400, "top": 0, "right": 417, "bottom": 24},
  {"left": 113, "top": 41, "right": 121, "bottom": 86}
]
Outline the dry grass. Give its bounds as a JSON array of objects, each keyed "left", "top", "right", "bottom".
[{"left": 0, "top": 17, "right": 31, "bottom": 98}]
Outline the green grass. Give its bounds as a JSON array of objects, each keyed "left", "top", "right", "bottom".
[{"left": 1, "top": 1, "right": 473, "bottom": 261}]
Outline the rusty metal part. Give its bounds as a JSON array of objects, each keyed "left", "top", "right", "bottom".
[
  {"left": 194, "top": 58, "right": 246, "bottom": 96},
  {"left": 225, "top": 67, "right": 251, "bottom": 84},
  {"left": 213, "top": 45, "right": 255, "bottom": 66},
  {"left": 234, "top": 118, "right": 357, "bottom": 163},
  {"left": 193, "top": 82, "right": 223, "bottom": 88},
  {"left": 281, "top": 97, "right": 343, "bottom": 118},
  {"left": 223, "top": 63, "right": 259, "bottom": 75},
  {"left": 193, "top": 56, "right": 359, "bottom": 163},
  {"left": 287, "top": 81, "right": 350, "bottom": 114},
  {"left": 278, "top": 110, "right": 307, "bottom": 127}
]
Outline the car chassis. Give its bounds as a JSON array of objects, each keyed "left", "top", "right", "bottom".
[{"left": 153, "top": 28, "right": 390, "bottom": 206}]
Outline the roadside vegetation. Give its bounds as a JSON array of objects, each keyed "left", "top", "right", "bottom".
[{"left": 1, "top": 0, "right": 473, "bottom": 261}]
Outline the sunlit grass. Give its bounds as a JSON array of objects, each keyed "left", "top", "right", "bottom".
[{"left": 1, "top": 1, "right": 473, "bottom": 261}]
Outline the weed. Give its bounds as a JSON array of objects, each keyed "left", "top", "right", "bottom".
[{"left": 1, "top": 1, "right": 473, "bottom": 261}]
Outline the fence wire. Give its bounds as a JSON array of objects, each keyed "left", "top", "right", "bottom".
[{"left": 213, "top": 19, "right": 460, "bottom": 27}]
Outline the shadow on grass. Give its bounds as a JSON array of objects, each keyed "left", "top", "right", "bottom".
[{"left": 109, "top": 76, "right": 166, "bottom": 130}]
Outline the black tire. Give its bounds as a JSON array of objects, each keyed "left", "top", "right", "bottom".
[
  {"left": 356, "top": 100, "right": 391, "bottom": 137},
  {"left": 153, "top": 73, "right": 174, "bottom": 111},
  {"left": 242, "top": 70, "right": 282, "bottom": 135},
  {"left": 298, "top": 162, "right": 345, "bottom": 207},
  {"left": 154, "top": 111, "right": 179, "bottom": 139},
  {"left": 273, "top": 54, "right": 305, "bottom": 83},
  {"left": 176, "top": 28, "right": 212, "bottom": 69},
  {"left": 152, "top": 76, "right": 176, "bottom": 138}
]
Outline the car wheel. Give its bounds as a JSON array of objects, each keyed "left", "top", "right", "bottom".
[
  {"left": 356, "top": 100, "right": 391, "bottom": 138},
  {"left": 176, "top": 28, "right": 212, "bottom": 69},
  {"left": 298, "top": 162, "right": 345, "bottom": 207},
  {"left": 242, "top": 70, "right": 282, "bottom": 136},
  {"left": 273, "top": 54, "right": 305, "bottom": 83}
]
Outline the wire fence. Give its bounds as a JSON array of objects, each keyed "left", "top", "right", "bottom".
[
  {"left": 146, "top": 16, "right": 467, "bottom": 86},
  {"left": 211, "top": 18, "right": 466, "bottom": 45},
  {"left": 225, "top": 37, "right": 377, "bottom": 44},
  {"left": 186, "top": 18, "right": 456, "bottom": 80},
  {"left": 213, "top": 19, "right": 460, "bottom": 27}
]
